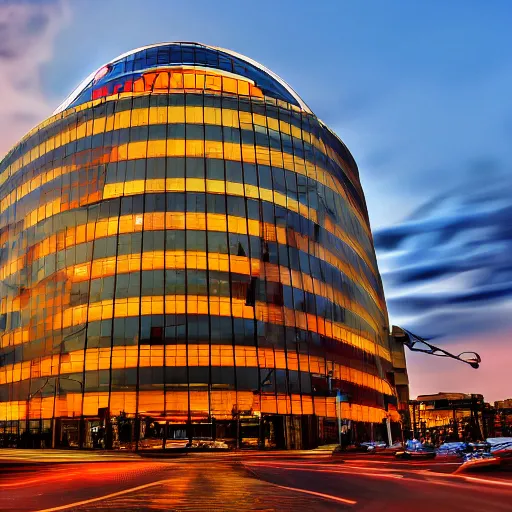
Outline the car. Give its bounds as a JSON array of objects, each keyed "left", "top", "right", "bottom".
[
  {"left": 435, "top": 441, "right": 468, "bottom": 461},
  {"left": 487, "top": 437, "right": 512, "bottom": 460},
  {"left": 360, "top": 441, "right": 388, "bottom": 452},
  {"left": 395, "top": 439, "right": 436, "bottom": 459},
  {"left": 457, "top": 438, "right": 512, "bottom": 472},
  {"left": 395, "top": 448, "right": 436, "bottom": 460}
]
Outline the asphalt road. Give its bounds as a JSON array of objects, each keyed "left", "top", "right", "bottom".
[{"left": 0, "top": 450, "right": 511, "bottom": 511}]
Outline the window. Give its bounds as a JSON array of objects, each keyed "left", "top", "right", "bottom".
[
  {"left": 145, "top": 194, "right": 165, "bottom": 213},
  {"left": 208, "top": 231, "right": 228, "bottom": 253},
  {"left": 187, "top": 317, "right": 209, "bottom": 343},
  {"left": 242, "top": 163, "right": 257, "bottom": 187},
  {"left": 186, "top": 124, "right": 204, "bottom": 141},
  {"left": 229, "top": 233, "right": 249, "bottom": 258},
  {"left": 186, "top": 157, "right": 204, "bottom": 178},
  {"left": 165, "top": 270, "right": 186, "bottom": 294},
  {"left": 187, "top": 270, "right": 208, "bottom": 295},
  {"left": 257, "top": 165, "right": 272, "bottom": 190},
  {"left": 209, "top": 272, "right": 230, "bottom": 297},
  {"left": 186, "top": 193, "right": 205, "bottom": 213},
  {"left": 226, "top": 196, "right": 245, "bottom": 217},
  {"left": 225, "top": 161, "right": 242, "bottom": 183},
  {"left": 167, "top": 124, "right": 185, "bottom": 140},
  {"left": 207, "top": 194, "right": 226, "bottom": 215},
  {"left": 205, "top": 125, "right": 222, "bottom": 142},
  {"left": 143, "top": 231, "right": 165, "bottom": 251},
  {"left": 186, "top": 231, "right": 206, "bottom": 251},
  {"left": 141, "top": 270, "right": 164, "bottom": 295},
  {"left": 146, "top": 158, "right": 166, "bottom": 180},
  {"left": 206, "top": 158, "right": 224, "bottom": 180},
  {"left": 166, "top": 192, "right": 185, "bottom": 212}
]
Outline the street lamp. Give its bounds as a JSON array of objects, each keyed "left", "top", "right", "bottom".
[
  {"left": 392, "top": 326, "right": 482, "bottom": 443},
  {"left": 381, "top": 375, "right": 405, "bottom": 446},
  {"left": 25, "top": 378, "right": 53, "bottom": 447},
  {"left": 255, "top": 368, "right": 276, "bottom": 449},
  {"left": 326, "top": 369, "right": 351, "bottom": 448},
  {"left": 392, "top": 326, "right": 481, "bottom": 368},
  {"left": 409, "top": 400, "right": 419, "bottom": 440},
  {"left": 326, "top": 370, "right": 341, "bottom": 447},
  {"left": 25, "top": 373, "right": 84, "bottom": 448},
  {"left": 231, "top": 405, "right": 241, "bottom": 450},
  {"left": 51, "top": 372, "right": 84, "bottom": 449}
]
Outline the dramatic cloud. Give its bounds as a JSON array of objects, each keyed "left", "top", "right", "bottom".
[
  {"left": 375, "top": 167, "right": 512, "bottom": 339},
  {"left": 0, "top": 0, "right": 69, "bottom": 158}
]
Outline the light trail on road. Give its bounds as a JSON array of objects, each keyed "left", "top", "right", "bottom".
[
  {"left": 267, "top": 483, "right": 357, "bottom": 505},
  {"left": 34, "top": 479, "right": 176, "bottom": 512},
  {"left": 0, "top": 452, "right": 510, "bottom": 511}
]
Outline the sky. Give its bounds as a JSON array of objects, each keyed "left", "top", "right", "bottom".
[{"left": 0, "top": 0, "right": 511, "bottom": 402}]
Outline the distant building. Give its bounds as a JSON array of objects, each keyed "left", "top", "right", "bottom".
[
  {"left": 494, "top": 399, "right": 512, "bottom": 437},
  {"left": 410, "top": 392, "right": 488, "bottom": 442},
  {"left": 494, "top": 399, "right": 512, "bottom": 409}
]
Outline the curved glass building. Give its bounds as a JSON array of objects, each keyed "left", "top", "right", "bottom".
[{"left": 0, "top": 43, "right": 406, "bottom": 449}]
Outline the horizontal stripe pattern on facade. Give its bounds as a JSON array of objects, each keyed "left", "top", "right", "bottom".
[
  {"left": 0, "top": 209, "right": 385, "bottom": 336},
  {"left": 0, "top": 345, "right": 394, "bottom": 396},
  {"left": 1, "top": 295, "right": 391, "bottom": 360},
  {"left": 1, "top": 169, "right": 377, "bottom": 279},
  {"left": 0, "top": 79, "right": 394, "bottom": 427},
  {"left": 1, "top": 94, "right": 364, "bottom": 205},
  {"left": 4, "top": 262, "right": 382, "bottom": 338},
  {"left": 0, "top": 110, "right": 366, "bottom": 231},
  {"left": 0, "top": 197, "right": 383, "bottom": 308},
  {"left": 1, "top": 163, "right": 374, "bottom": 272},
  {"left": 0, "top": 392, "right": 400, "bottom": 423},
  {"left": 0, "top": 316, "right": 394, "bottom": 380}
]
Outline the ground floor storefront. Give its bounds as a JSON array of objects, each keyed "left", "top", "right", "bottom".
[{"left": 0, "top": 413, "right": 402, "bottom": 450}]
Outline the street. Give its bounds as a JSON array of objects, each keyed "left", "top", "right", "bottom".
[{"left": 0, "top": 450, "right": 511, "bottom": 511}]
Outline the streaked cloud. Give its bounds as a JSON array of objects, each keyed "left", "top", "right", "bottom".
[
  {"left": 0, "top": 0, "right": 69, "bottom": 158},
  {"left": 375, "top": 166, "right": 512, "bottom": 339}
]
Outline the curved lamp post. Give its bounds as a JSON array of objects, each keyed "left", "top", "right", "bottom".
[{"left": 392, "top": 326, "right": 481, "bottom": 369}]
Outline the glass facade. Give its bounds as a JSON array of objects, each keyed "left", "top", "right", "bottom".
[{"left": 0, "top": 43, "right": 403, "bottom": 449}]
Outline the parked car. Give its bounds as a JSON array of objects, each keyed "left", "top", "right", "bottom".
[
  {"left": 395, "top": 438, "right": 436, "bottom": 460},
  {"left": 435, "top": 441, "right": 468, "bottom": 460},
  {"left": 458, "top": 438, "right": 512, "bottom": 471},
  {"left": 360, "top": 441, "right": 388, "bottom": 452},
  {"left": 487, "top": 437, "right": 512, "bottom": 460}
]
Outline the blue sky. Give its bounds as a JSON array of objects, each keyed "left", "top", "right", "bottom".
[{"left": 1, "top": 0, "right": 511, "bottom": 401}]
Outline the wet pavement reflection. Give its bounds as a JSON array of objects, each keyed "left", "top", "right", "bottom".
[{"left": 74, "top": 463, "right": 337, "bottom": 511}]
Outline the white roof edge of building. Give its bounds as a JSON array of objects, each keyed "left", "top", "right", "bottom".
[{"left": 53, "top": 42, "right": 312, "bottom": 115}]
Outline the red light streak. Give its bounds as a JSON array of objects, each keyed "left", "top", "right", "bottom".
[{"left": 266, "top": 483, "right": 357, "bottom": 505}]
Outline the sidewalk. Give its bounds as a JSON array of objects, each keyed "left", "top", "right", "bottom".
[
  {"left": 0, "top": 448, "right": 142, "bottom": 464},
  {"left": 0, "top": 447, "right": 339, "bottom": 466}
]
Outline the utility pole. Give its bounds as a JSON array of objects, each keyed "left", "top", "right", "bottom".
[
  {"left": 231, "top": 405, "right": 241, "bottom": 450},
  {"left": 386, "top": 414, "right": 393, "bottom": 446},
  {"left": 411, "top": 400, "right": 417, "bottom": 439},
  {"left": 336, "top": 390, "right": 342, "bottom": 447},
  {"left": 452, "top": 406, "right": 458, "bottom": 441},
  {"left": 327, "top": 370, "right": 343, "bottom": 447}
]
